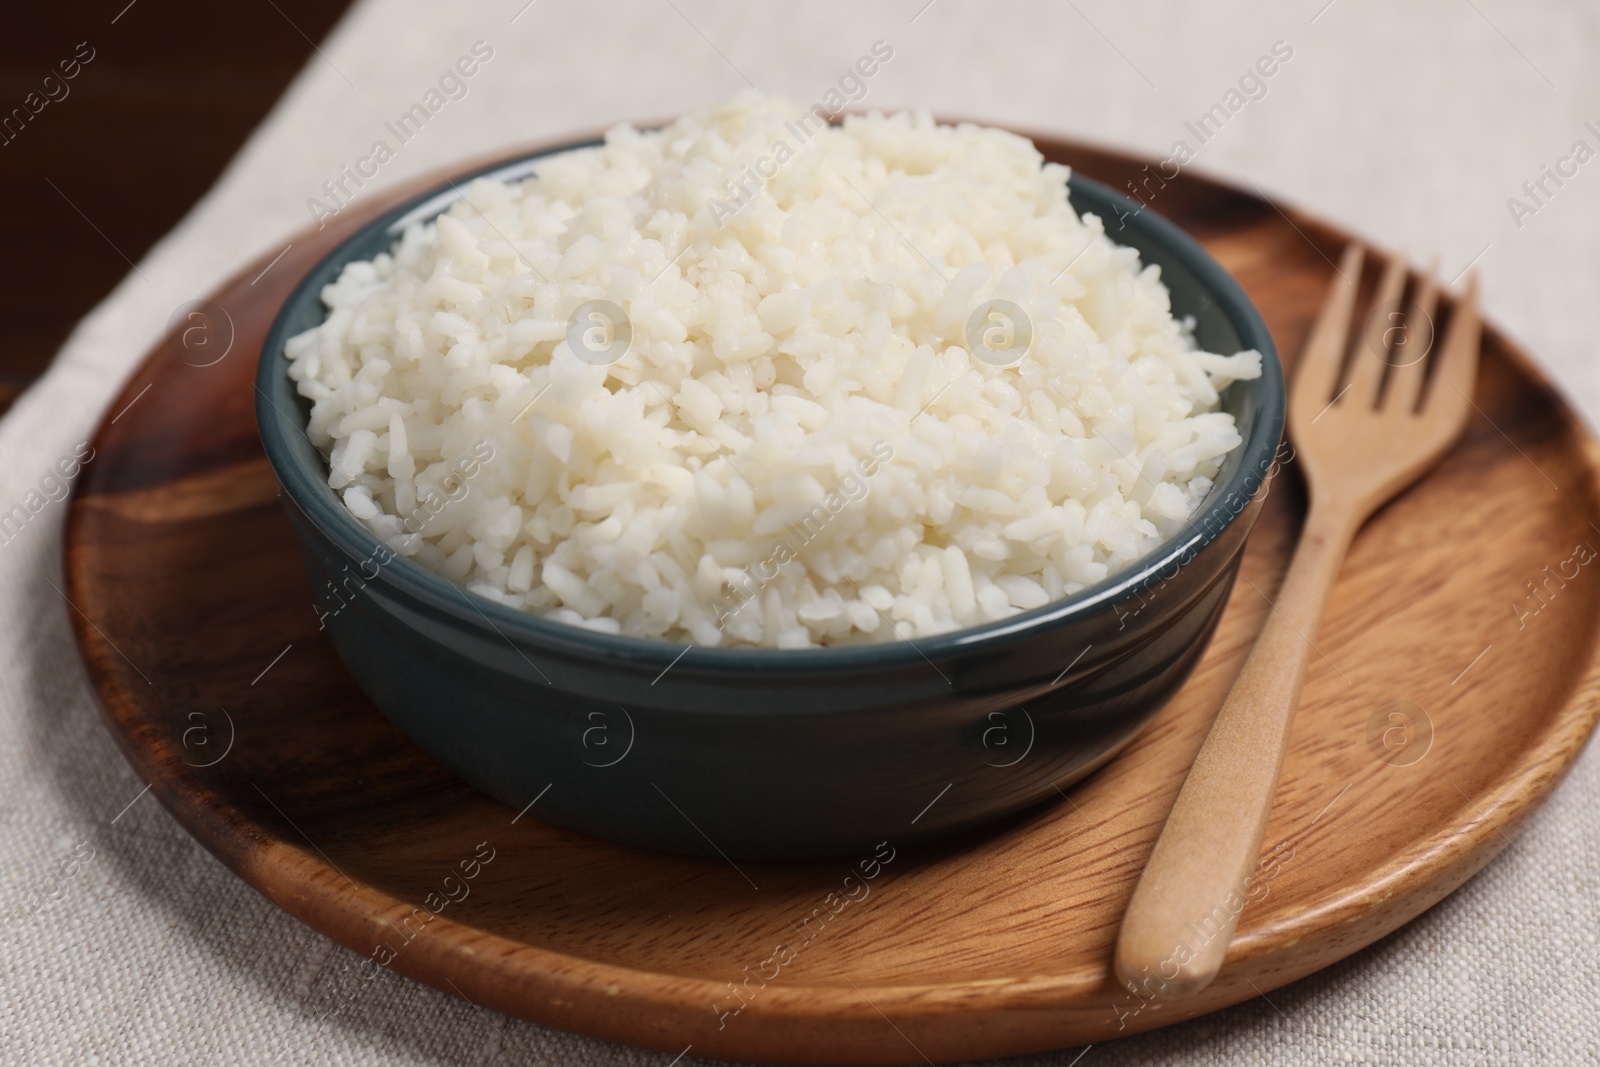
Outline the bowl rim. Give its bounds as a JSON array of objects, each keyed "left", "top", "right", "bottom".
[{"left": 256, "top": 136, "right": 1285, "bottom": 671}]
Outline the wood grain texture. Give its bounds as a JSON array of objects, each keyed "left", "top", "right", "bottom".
[
  {"left": 1116, "top": 247, "right": 1484, "bottom": 996},
  {"left": 63, "top": 135, "right": 1600, "bottom": 1066}
]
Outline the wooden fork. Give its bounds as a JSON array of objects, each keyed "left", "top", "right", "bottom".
[{"left": 1113, "top": 244, "right": 1482, "bottom": 998}]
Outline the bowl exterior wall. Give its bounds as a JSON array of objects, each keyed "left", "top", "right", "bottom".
[{"left": 287, "top": 491, "right": 1259, "bottom": 857}]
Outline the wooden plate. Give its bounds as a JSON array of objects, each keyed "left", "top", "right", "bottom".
[{"left": 65, "top": 136, "right": 1600, "bottom": 1065}]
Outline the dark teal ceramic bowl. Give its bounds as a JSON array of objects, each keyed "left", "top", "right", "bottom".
[{"left": 256, "top": 140, "right": 1284, "bottom": 859}]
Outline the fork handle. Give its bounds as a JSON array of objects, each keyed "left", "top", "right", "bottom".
[{"left": 1113, "top": 498, "right": 1360, "bottom": 998}]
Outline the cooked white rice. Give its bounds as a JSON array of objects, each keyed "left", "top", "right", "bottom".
[{"left": 285, "top": 91, "right": 1261, "bottom": 649}]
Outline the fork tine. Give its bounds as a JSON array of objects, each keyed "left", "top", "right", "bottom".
[
  {"left": 1349, "top": 254, "right": 1408, "bottom": 408},
  {"left": 1421, "top": 272, "right": 1482, "bottom": 420},
  {"left": 1383, "top": 264, "right": 1440, "bottom": 412},
  {"left": 1293, "top": 243, "right": 1365, "bottom": 415}
]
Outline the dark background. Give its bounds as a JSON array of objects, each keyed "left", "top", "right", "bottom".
[{"left": 1, "top": 1, "right": 352, "bottom": 414}]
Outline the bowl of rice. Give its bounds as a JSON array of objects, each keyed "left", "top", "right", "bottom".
[{"left": 257, "top": 92, "right": 1284, "bottom": 858}]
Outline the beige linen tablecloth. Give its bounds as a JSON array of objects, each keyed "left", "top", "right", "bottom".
[{"left": 3, "top": 1, "right": 1598, "bottom": 1063}]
